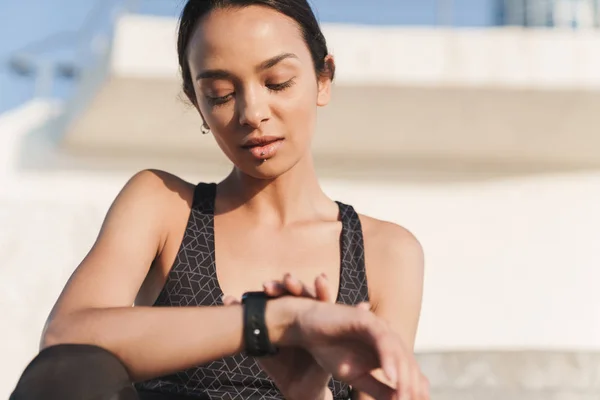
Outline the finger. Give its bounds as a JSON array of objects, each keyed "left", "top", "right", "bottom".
[
  {"left": 263, "top": 281, "right": 287, "bottom": 297},
  {"left": 356, "top": 302, "right": 371, "bottom": 311},
  {"left": 408, "top": 367, "right": 424, "bottom": 400},
  {"left": 315, "top": 274, "right": 334, "bottom": 303},
  {"left": 397, "top": 360, "right": 412, "bottom": 400},
  {"left": 283, "top": 274, "right": 316, "bottom": 297},
  {"left": 264, "top": 276, "right": 317, "bottom": 299},
  {"left": 348, "top": 372, "right": 396, "bottom": 400},
  {"left": 264, "top": 276, "right": 320, "bottom": 300},
  {"left": 359, "top": 318, "right": 400, "bottom": 390},
  {"left": 418, "top": 374, "right": 430, "bottom": 400},
  {"left": 222, "top": 295, "right": 240, "bottom": 306}
]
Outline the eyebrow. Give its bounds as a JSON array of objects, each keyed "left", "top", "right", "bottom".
[
  {"left": 196, "top": 52, "right": 298, "bottom": 80},
  {"left": 258, "top": 52, "right": 298, "bottom": 70}
]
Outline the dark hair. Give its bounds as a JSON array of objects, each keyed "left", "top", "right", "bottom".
[{"left": 177, "top": 0, "right": 334, "bottom": 105}]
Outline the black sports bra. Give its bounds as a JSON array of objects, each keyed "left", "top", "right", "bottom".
[{"left": 136, "top": 183, "right": 369, "bottom": 399}]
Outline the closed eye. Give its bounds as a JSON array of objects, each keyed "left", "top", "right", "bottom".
[
  {"left": 206, "top": 93, "right": 233, "bottom": 106},
  {"left": 267, "top": 79, "right": 295, "bottom": 92},
  {"left": 205, "top": 78, "right": 296, "bottom": 107}
]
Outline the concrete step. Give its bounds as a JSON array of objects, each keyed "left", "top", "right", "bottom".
[
  {"left": 417, "top": 351, "right": 600, "bottom": 399},
  {"left": 430, "top": 389, "right": 597, "bottom": 400}
]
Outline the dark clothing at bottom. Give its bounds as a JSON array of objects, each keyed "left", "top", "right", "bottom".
[{"left": 10, "top": 344, "right": 198, "bottom": 400}]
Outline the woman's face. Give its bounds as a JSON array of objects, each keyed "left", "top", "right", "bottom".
[{"left": 186, "top": 5, "right": 332, "bottom": 179}]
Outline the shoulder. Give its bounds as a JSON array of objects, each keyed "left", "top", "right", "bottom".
[
  {"left": 359, "top": 214, "right": 424, "bottom": 268},
  {"left": 93, "top": 169, "right": 198, "bottom": 264},
  {"left": 107, "top": 169, "right": 197, "bottom": 237},
  {"left": 358, "top": 213, "right": 425, "bottom": 309},
  {"left": 120, "top": 169, "right": 195, "bottom": 201},
  {"left": 113, "top": 169, "right": 197, "bottom": 214}
]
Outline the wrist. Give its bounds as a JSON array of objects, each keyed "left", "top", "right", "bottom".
[
  {"left": 320, "top": 388, "right": 334, "bottom": 400},
  {"left": 286, "top": 385, "right": 332, "bottom": 400},
  {"left": 265, "top": 296, "right": 310, "bottom": 347}
]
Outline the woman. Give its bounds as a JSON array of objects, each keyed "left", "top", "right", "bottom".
[{"left": 11, "top": 1, "right": 428, "bottom": 399}]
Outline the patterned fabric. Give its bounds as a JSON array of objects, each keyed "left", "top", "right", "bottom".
[{"left": 136, "top": 183, "right": 369, "bottom": 399}]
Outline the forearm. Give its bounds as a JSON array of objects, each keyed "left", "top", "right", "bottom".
[
  {"left": 289, "top": 387, "right": 332, "bottom": 400},
  {"left": 285, "top": 383, "right": 333, "bottom": 400},
  {"left": 42, "top": 301, "right": 294, "bottom": 382},
  {"left": 351, "top": 369, "right": 395, "bottom": 400}
]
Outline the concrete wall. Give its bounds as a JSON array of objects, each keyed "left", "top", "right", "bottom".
[
  {"left": 111, "top": 15, "right": 600, "bottom": 88},
  {"left": 64, "top": 15, "right": 600, "bottom": 175}
]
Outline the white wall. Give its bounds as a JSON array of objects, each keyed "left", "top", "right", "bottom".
[
  {"left": 335, "top": 174, "right": 600, "bottom": 352},
  {"left": 111, "top": 15, "right": 600, "bottom": 88},
  {"left": 2, "top": 102, "right": 600, "bottom": 397}
]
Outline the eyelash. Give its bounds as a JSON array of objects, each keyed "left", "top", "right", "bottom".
[
  {"left": 206, "top": 78, "right": 296, "bottom": 107},
  {"left": 266, "top": 79, "right": 295, "bottom": 93}
]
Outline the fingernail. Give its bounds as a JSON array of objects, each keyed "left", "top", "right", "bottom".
[
  {"left": 384, "top": 364, "right": 398, "bottom": 386},
  {"left": 320, "top": 273, "right": 328, "bottom": 280}
]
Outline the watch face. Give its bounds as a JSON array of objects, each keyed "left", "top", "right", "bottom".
[{"left": 241, "top": 291, "right": 267, "bottom": 303}]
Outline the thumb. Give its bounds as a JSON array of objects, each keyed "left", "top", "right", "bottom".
[{"left": 222, "top": 295, "right": 240, "bottom": 306}]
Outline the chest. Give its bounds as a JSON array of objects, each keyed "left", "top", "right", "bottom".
[
  {"left": 213, "top": 216, "right": 343, "bottom": 300},
  {"left": 144, "top": 197, "right": 368, "bottom": 308}
]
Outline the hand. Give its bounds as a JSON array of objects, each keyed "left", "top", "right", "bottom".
[
  {"left": 224, "top": 274, "right": 341, "bottom": 400},
  {"left": 288, "top": 299, "right": 429, "bottom": 400}
]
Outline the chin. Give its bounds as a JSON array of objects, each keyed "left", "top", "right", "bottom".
[{"left": 237, "top": 157, "right": 297, "bottom": 180}]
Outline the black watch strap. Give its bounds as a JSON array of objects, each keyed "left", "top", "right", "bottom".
[{"left": 241, "top": 291, "right": 279, "bottom": 357}]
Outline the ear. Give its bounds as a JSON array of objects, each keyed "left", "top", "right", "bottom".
[
  {"left": 196, "top": 108, "right": 210, "bottom": 130},
  {"left": 316, "top": 55, "right": 335, "bottom": 107}
]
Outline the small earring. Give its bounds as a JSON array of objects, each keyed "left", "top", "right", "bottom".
[{"left": 201, "top": 123, "right": 210, "bottom": 135}]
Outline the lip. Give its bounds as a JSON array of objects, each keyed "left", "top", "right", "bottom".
[
  {"left": 241, "top": 135, "right": 284, "bottom": 160},
  {"left": 241, "top": 135, "right": 284, "bottom": 148}
]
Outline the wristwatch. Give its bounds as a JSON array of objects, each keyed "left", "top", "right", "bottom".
[{"left": 241, "top": 291, "right": 279, "bottom": 357}]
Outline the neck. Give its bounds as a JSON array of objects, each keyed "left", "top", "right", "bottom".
[{"left": 219, "top": 154, "right": 332, "bottom": 226}]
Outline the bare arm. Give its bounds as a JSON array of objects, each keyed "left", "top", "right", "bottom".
[
  {"left": 353, "top": 221, "right": 427, "bottom": 400},
  {"left": 41, "top": 170, "right": 294, "bottom": 381}
]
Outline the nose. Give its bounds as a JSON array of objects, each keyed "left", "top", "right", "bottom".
[{"left": 237, "top": 86, "right": 270, "bottom": 128}]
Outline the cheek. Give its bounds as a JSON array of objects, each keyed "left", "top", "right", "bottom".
[
  {"left": 274, "top": 83, "right": 318, "bottom": 126},
  {"left": 198, "top": 102, "right": 235, "bottom": 129},
  {"left": 212, "top": 131, "right": 240, "bottom": 163}
]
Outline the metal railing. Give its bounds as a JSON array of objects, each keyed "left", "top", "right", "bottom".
[
  {"left": 501, "top": 0, "right": 600, "bottom": 28},
  {"left": 5, "top": 0, "right": 124, "bottom": 100},
  {"left": 3, "top": 0, "right": 130, "bottom": 146}
]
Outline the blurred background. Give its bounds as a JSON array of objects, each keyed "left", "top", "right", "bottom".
[{"left": 2, "top": 0, "right": 600, "bottom": 399}]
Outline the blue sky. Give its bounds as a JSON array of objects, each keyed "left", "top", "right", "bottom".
[{"left": 0, "top": 0, "right": 499, "bottom": 114}]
